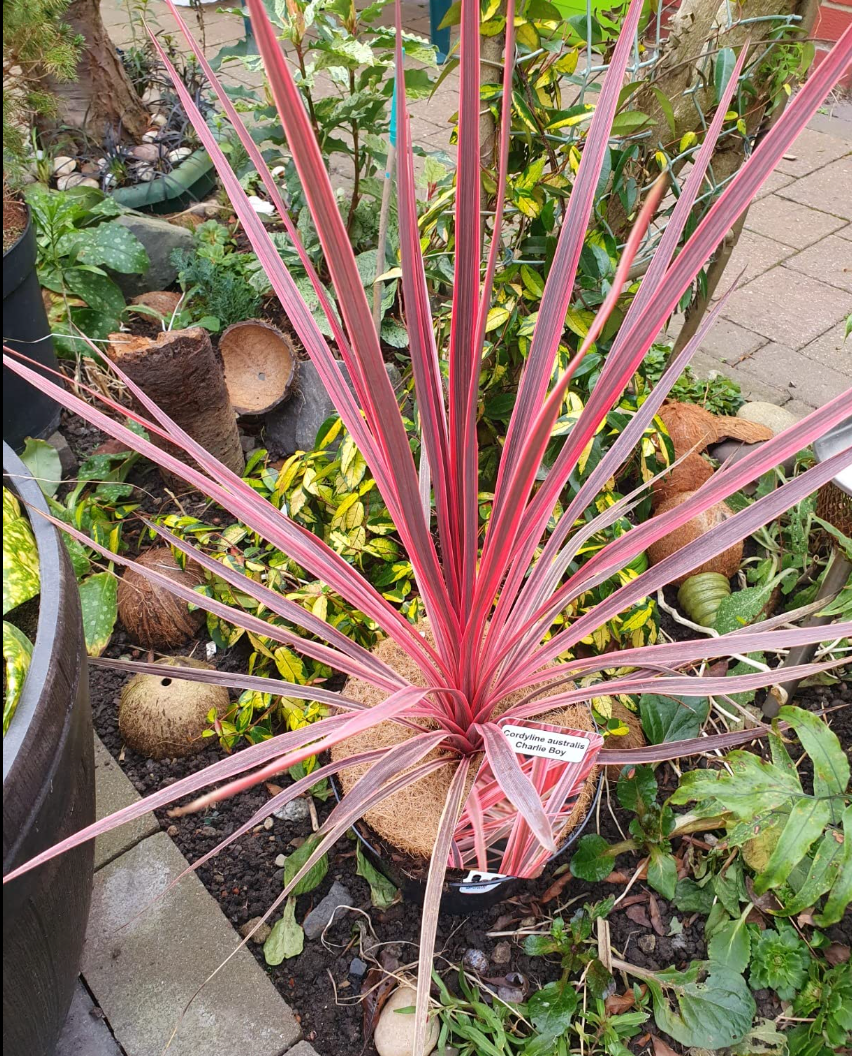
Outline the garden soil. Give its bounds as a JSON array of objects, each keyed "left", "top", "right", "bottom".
[{"left": 69, "top": 414, "right": 851, "bottom": 1056}]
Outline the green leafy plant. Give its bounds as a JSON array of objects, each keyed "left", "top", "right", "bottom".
[
  {"left": 787, "top": 960, "right": 852, "bottom": 1056},
  {"left": 4, "top": 7, "right": 851, "bottom": 1056},
  {"left": 640, "top": 343, "right": 745, "bottom": 415},
  {"left": 748, "top": 924, "right": 810, "bottom": 1000},
  {"left": 25, "top": 185, "right": 149, "bottom": 356},
  {"left": 524, "top": 899, "right": 614, "bottom": 999},
  {"left": 171, "top": 219, "right": 261, "bottom": 332},
  {"left": 2, "top": 486, "right": 40, "bottom": 734}
]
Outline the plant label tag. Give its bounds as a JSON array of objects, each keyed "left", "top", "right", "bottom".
[
  {"left": 501, "top": 724, "right": 591, "bottom": 762},
  {"left": 458, "top": 869, "right": 509, "bottom": 895}
]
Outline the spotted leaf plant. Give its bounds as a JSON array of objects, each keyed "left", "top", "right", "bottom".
[{"left": 4, "top": 4, "right": 852, "bottom": 1053}]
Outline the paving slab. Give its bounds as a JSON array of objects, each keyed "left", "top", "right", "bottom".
[
  {"left": 754, "top": 169, "right": 796, "bottom": 200},
  {"left": 782, "top": 234, "right": 852, "bottom": 294},
  {"left": 93, "top": 734, "right": 159, "bottom": 871},
  {"left": 744, "top": 193, "right": 846, "bottom": 249},
  {"left": 728, "top": 341, "right": 849, "bottom": 408},
  {"left": 837, "top": 224, "right": 852, "bottom": 242},
  {"left": 718, "top": 227, "right": 796, "bottom": 285},
  {"left": 57, "top": 982, "right": 123, "bottom": 1056},
  {"left": 775, "top": 126, "right": 851, "bottom": 177},
  {"left": 776, "top": 156, "right": 852, "bottom": 222},
  {"left": 720, "top": 268, "right": 850, "bottom": 349},
  {"left": 82, "top": 834, "right": 301, "bottom": 1056},
  {"left": 798, "top": 322, "right": 852, "bottom": 375},
  {"left": 695, "top": 317, "right": 768, "bottom": 364},
  {"left": 285, "top": 1043, "right": 323, "bottom": 1056}
]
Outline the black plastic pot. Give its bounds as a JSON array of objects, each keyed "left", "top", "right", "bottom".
[
  {"left": 336, "top": 772, "right": 603, "bottom": 914},
  {"left": 3, "top": 443, "right": 95, "bottom": 1056},
  {"left": 3, "top": 209, "right": 61, "bottom": 451}
]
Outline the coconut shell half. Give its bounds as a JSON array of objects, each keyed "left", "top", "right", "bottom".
[
  {"left": 117, "top": 547, "right": 205, "bottom": 650},
  {"left": 647, "top": 490, "right": 742, "bottom": 585},
  {"left": 709, "top": 416, "right": 773, "bottom": 446},
  {"left": 130, "top": 290, "right": 183, "bottom": 318},
  {"left": 657, "top": 401, "right": 718, "bottom": 458},
  {"left": 219, "top": 319, "right": 297, "bottom": 416},
  {"left": 652, "top": 453, "right": 714, "bottom": 508},
  {"left": 118, "top": 656, "right": 229, "bottom": 759}
]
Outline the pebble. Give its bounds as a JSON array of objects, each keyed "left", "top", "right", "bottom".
[
  {"left": 239, "top": 917, "right": 272, "bottom": 944},
  {"left": 349, "top": 957, "right": 368, "bottom": 977},
  {"left": 274, "top": 854, "right": 287, "bottom": 868},
  {"left": 167, "top": 147, "right": 193, "bottom": 164},
  {"left": 273, "top": 798, "right": 311, "bottom": 823},
  {"left": 302, "top": 881, "right": 352, "bottom": 940},
  {"left": 149, "top": 113, "right": 168, "bottom": 128},
  {"left": 131, "top": 143, "right": 161, "bottom": 163},
  {"left": 53, "top": 156, "right": 77, "bottom": 177},
  {"left": 57, "top": 174, "right": 99, "bottom": 190},
  {"left": 638, "top": 934, "right": 656, "bottom": 953},
  {"left": 167, "top": 825, "right": 178, "bottom": 837},
  {"left": 141, "top": 130, "right": 160, "bottom": 143},
  {"left": 735, "top": 401, "right": 802, "bottom": 436},
  {"left": 462, "top": 949, "right": 489, "bottom": 974},
  {"left": 200, "top": 825, "right": 218, "bottom": 837},
  {"left": 374, "top": 986, "right": 439, "bottom": 1056},
  {"left": 496, "top": 985, "right": 526, "bottom": 1003},
  {"left": 263, "top": 817, "right": 274, "bottom": 830},
  {"left": 492, "top": 942, "right": 511, "bottom": 965}
]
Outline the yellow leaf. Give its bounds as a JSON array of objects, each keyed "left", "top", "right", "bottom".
[{"left": 679, "top": 131, "right": 698, "bottom": 153}]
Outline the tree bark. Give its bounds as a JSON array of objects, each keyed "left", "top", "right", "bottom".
[
  {"left": 109, "top": 328, "right": 245, "bottom": 486},
  {"left": 48, "top": 0, "right": 149, "bottom": 142}
]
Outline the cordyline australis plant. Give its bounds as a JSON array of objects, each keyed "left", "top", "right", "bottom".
[{"left": 5, "top": 1, "right": 852, "bottom": 1047}]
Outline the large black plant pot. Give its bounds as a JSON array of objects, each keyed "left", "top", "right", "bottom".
[
  {"left": 3, "top": 209, "right": 61, "bottom": 451},
  {"left": 3, "top": 443, "right": 94, "bottom": 1056}
]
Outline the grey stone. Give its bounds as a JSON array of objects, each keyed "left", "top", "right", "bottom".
[
  {"left": 736, "top": 401, "right": 803, "bottom": 435},
  {"left": 775, "top": 127, "right": 851, "bottom": 178},
  {"left": 113, "top": 213, "right": 193, "bottom": 297},
  {"left": 637, "top": 934, "right": 656, "bottom": 953},
  {"left": 264, "top": 360, "right": 404, "bottom": 456},
  {"left": 777, "top": 157, "right": 852, "bottom": 222},
  {"left": 349, "top": 956, "right": 368, "bottom": 977},
  {"left": 720, "top": 268, "right": 850, "bottom": 349},
  {"left": 57, "top": 981, "right": 122, "bottom": 1056},
  {"left": 302, "top": 881, "right": 352, "bottom": 939},
  {"left": 375, "top": 986, "right": 439, "bottom": 1056},
  {"left": 81, "top": 834, "right": 301, "bottom": 1056},
  {"left": 782, "top": 235, "right": 852, "bottom": 294},
  {"left": 284, "top": 1043, "right": 323, "bottom": 1056},
  {"left": 239, "top": 916, "right": 272, "bottom": 944},
  {"left": 274, "top": 797, "right": 311, "bottom": 823},
  {"left": 492, "top": 941, "right": 512, "bottom": 965},
  {"left": 744, "top": 194, "right": 845, "bottom": 249},
  {"left": 93, "top": 734, "right": 159, "bottom": 870},
  {"left": 46, "top": 431, "right": 77, "bottom": 476}
]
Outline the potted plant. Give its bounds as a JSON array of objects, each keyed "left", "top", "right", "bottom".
[
  {"left": 2, "top": 442, "right": 95, "bottom": 1056},
  {"left": 4, "top": 3, "right": 851, "bottom": 1055}
]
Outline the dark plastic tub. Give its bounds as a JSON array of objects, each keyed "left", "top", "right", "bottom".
[
  {"left": 3, "top": 443, "right": 95, "bottom": 1056},
  {"left": 3, "top": 210, "right": 61, "bottom": 451},
  {"left": 335, "top": 772, "right": 603, "bottom": 914}
]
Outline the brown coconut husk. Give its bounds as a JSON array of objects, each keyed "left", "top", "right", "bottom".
[
  {"left": 331, "top": 628, "right": 599, "bottom": 862},
  {"left": 130, "top": 290, "right": 183, "bottom": 318},
  {"left": 117, "top": 547, "right": 205, "bottom": 649},
  {"left": 647, "top": 490, "right": 742, "bottom": 585},
  {"left": 652, "top": 453, "right": 714, "bottom": 508},
  {"left": 710, "top": 416, "right": 774, "bottom": 446},
  {"left": 657, "top": 401, "right": 718, "bottom": 458},
  {"left": 219, "top": 320, "right": 297, "bottom": 416}
]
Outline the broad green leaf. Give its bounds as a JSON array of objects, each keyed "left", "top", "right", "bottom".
[
  {"left": 715, "top": 47, "right": 737, "bottom": 106},
  {"left": 525, "top": 980, "right": 578, "bottom": 1054},
  {"left": 64, "top": 267, "right": 126, "bottom": 320},
  {"left": 645, "top": 961, "right": 755, "bottom": 1049},
  {"left": 284, "top": 833, "right": 328, "bottom": 896},
  {"left": 78, "top": 571, "right": 118, "bottom": 657},
  {"left": 671, "top": 750, "right": 801, "bottom": 818},
  {"left": 570, "top": 834, "right": 615, "bottom": 882},
  {"left": 274, "top": 646, "right": 307, "bottom": 684},
  {"left": 263, "top": 897, "right": 303, "bottom": 964},
  {"left": 714, "top": 859, "right": 748, "bottom": 917},
  {"left": 610, "top": 111, "right": 654, "bottom": 136},
  {"left": 713, "top": 583, "right": 775, "bottom": 634},
  {"left": 648, "top": 846, "right": 677, "bottom": 901},
  {"left": 780, "top": 827, "right": 846, "bottom": 918},
  {"left": 3, "top": 620, "right": 33, "bottom": 734},
  {"left": 779, "top": 706, "right": 850, "bottom": 813},
  {"left": 356, "top": 844, "right": 398, "bottom": 909},
  {"left": 19, "top": 438, "right": 63, "bottom": 498},
  {"left": 617, "top": 764, "right": 657, "bottom": 812},
  {"left": 707, "top": 909, "right": 751, "bottom": 973},
  {"left": 66, "top": 223, "right": 149, "bottom": 274},
  {"left": 3, "top": 497, "right": 40, "bottom": 615},
  {"left": 754, "top": 796, "right": 831, "bottom": 895},
  {"left": 813, "top": 805, "right": 851, "bottom": 927},
  {"left": 639, "top": 693, "right": 709, "bottom": 744},
  {"left": 674, "top": 878, "right": 715, "bottom": 915}
]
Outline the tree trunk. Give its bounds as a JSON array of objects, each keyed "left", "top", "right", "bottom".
[
  {"left": 48, "top": 0, "right": 149, "bottom": 142},
  {"left": 109, "top": 328, "right": 245, "bottom": 486}
]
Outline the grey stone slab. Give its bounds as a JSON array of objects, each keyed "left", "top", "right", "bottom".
[
  {"left": 721, "top": 268, "right": 850, "bottom": 349},
  {"left": 775, "top": 126, "right": 851, "bottom": 177},
  {"left": 729, "top": 341, "right": 849, "bottom": 408},
  {"left": 114, "top": 214, "right": 194, "bottom": 299},
  {"left": 284, "top": 1043, "right": 323, "bottom": 1056},
  {"left": 94, "top": 734, "right": 159, "bottom": 871},
  {"left": 837, "top": 224, "right": 852, "bottom": 242},
  {"left": 754, "top": 169, "right": 795, "bottom": 200},
  {"left": 782, "top": 234, "right": 852, "bottom": 293},
  {"left": 82, "top": 834, "right": 301, "bottom": 1056},
  {"left": 695, "top": 317, "right": 768, "bottom": 366},
  {"left": 777, "top": 157, "right": 852, "bottom": 222},
  {"left": 57, "top": 981, "right": 122, "bottom": 1056},
  {"left": 807, "top": 107, "right": 852, "bottom": 141},
  {"left": 744, "top": 194, "right": 846, "bottom": 249},
  {"left": 719, "top": 228, "right": 796, "bottom": 285},
  {"left": 799, "top": 323, "right": 852, "bottom": 376}
]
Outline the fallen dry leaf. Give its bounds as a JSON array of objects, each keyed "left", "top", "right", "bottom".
[
  {"left": 625, "top": 904, "right": 652, "bottom": 929},
  {"left": 652, "top": 1035, "right": 680, "bottom": 1056},
  {"left": 825, "top": 943, "right": 850, "bottom": 966},
  {"left": 648, "top": 894, "right": 666, "bottom": 937},
  {"left": 605, "top": 991, "right": 637, "bottom": 1014}
]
